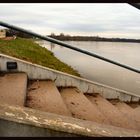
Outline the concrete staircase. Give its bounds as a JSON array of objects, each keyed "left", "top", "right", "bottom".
[{"left": 0, "top": 72, "right": 140, "bottom": 132}]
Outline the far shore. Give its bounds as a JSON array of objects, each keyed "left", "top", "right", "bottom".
[{"left": 48, "top": 34, "right": 140, "bottom": 43}]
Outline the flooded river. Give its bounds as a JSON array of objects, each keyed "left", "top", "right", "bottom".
[{"left": 37, "top": 40, "right": 140, "bottom": 95}]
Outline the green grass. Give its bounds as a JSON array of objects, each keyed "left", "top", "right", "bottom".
[{"left": 0, "top": 37, "right": 80, "bottom": 77}]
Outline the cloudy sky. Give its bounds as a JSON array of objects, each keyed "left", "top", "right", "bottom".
[{"left": 0, "top": 3, "right": 140, "bottom": 39}]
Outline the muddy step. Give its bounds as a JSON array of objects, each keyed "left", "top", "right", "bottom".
[
  {"left": 26, "top": 80, "right": 71, "bottom": 117},
  {"left": 131, "top": 106, "right": 140, "bottom": 123},
  {"left": 114, "top": 102, "right": 134, "bottom": 113},
  {"left": 115, "top": 102, "right": 140, "bottom": 123},
  {"left": 134, "top": 106, "right": 140, "bottom": 111},
  {"left": 114, "top": 102, "right": 140, "bottom": 130},
  {"left": 126, "top": 103, "right": 140, "bottom": 122},
  {"left": 60, "top": 88, "right": 109, "bottom": 124},
  {"left": 0, "top": 73, "right": 27, "bottom": 106},
  {"left": 86, "top": 94, "right": 139, "bottom": 131}
]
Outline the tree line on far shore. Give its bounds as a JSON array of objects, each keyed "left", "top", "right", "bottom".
[
  {"left": 6, "top": 29, "right": 140, "bottom": 43},
  {"left": 49, "top": 33, "right": 140, "bottom": 43}
]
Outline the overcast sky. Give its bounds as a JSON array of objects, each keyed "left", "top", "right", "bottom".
[{"left": 0, "top": 3, "right": 140, "bottom": 39}]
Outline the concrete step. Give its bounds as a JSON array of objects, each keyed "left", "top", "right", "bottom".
[
  {"left": 115, "top": 102, "right": 140, "bottom": 123},
  {"left": 86, "top": 94, "right": 139, "bottom": 131},
  {"left": 131, "top": 106, "right": 140, "bottom": 123},
  {"left": 134, "top": 106, "right": 140, "bottom": 111},
  {"left": 26, "top": 80, "right": 71, "bottom": 117},
  {"left": 114, "top": 102, "right": 133, "bottom": 113},
  {"left": 0, "top": 73, "right": 27, "bottom": 106},
  {"left": 113, "top": 102, "right": 140, "bottom": 130},
  {"left": 60, "top": 88, "right": 109, "bottom": 124}
]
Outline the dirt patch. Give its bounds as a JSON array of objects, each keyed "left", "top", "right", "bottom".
[{"left": 0, "top": 37, "right": 15, "bottom": 40}]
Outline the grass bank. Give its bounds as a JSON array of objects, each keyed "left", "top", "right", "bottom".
[{"left": 0, "top": 37, "right": 80, "bottom": 77}]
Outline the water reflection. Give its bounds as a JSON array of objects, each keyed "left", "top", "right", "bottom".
[
  {"left": 50, "top": 42, "right": 55, "bottom": 50},
  {"left": 36, "top": 40, "right": 140, "bottom": 95}
]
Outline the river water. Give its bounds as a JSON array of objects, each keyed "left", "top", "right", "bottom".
[{"left": 36, "top": 40, "right": 140, "bottom": 95}]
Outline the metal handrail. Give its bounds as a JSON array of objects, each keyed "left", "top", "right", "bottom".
[{"left": 0, "top": 21, "right": 140, "bottom": 74}]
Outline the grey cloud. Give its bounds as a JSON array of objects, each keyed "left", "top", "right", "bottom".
[{"left": 0, "top": 3, "right": 140, "bottom": 38}]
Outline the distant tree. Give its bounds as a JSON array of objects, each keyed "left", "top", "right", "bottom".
[
  {"left": 50, "top": 33, "right": 55, "bottom": 37},
  {"left": 60, "top": 33, "right": 65, "bottom": 36}
]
